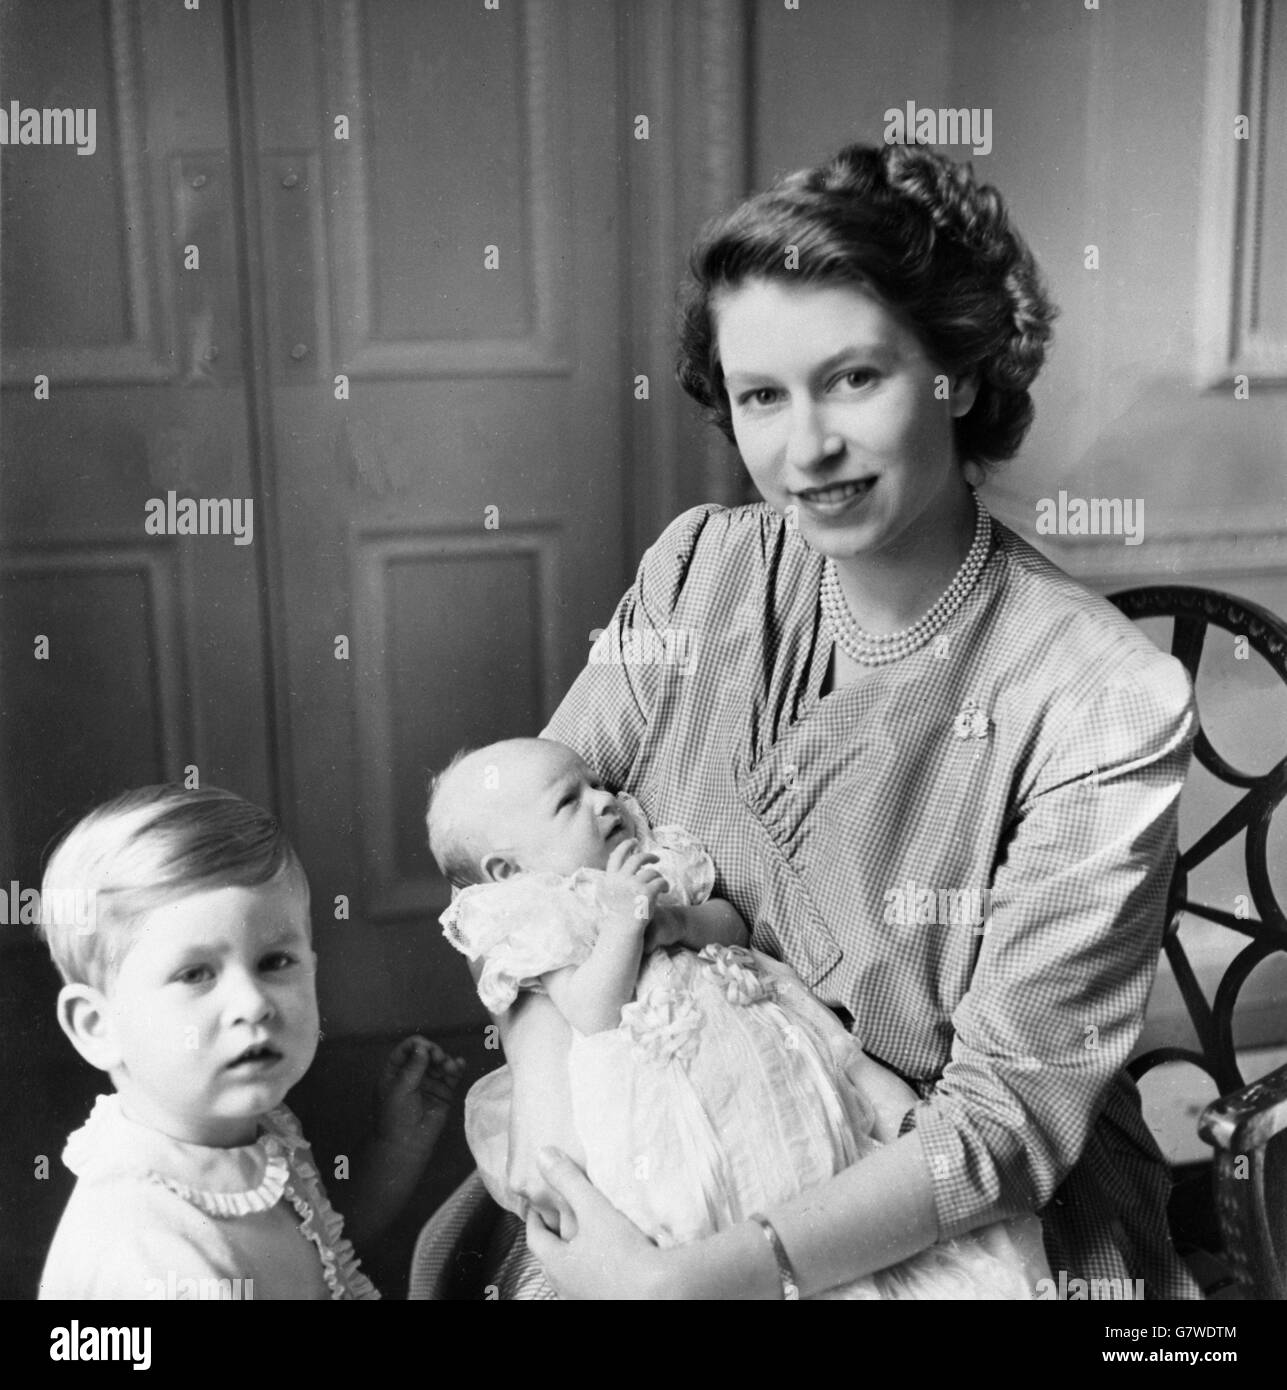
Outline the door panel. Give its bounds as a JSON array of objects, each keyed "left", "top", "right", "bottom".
[
  {"left": 249, "top": 0, "right": 627, "bottom": 1034},
  {"left": 0, "top": 0, "right": 274, "bottom": 1299},
  {"left": 0, "top": 0, "right": 275, "bottom": 857},
  {"left": 0, "top": 0, "right": 751, "bottom": 1295}
]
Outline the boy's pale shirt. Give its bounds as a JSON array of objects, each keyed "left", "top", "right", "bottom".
[{"left": 40, "top": 1095, "right": 377, "bottom": 1300}]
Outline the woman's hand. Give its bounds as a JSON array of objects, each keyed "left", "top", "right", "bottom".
[
  {"left": 523, "top": 1148, "right": 673, "bottom": 1299},
  {"left": 645, "top": 899, "right": 749, "bottom": 953},
  {"left": 375, "top": 1035, "right": 465, "bottom": 1157},
  {"left": 511, "top": 1153, "right": 577, "bottom": 1239},
  {"left": 642, "top": 904, "right": 684, "bottom": 952}
]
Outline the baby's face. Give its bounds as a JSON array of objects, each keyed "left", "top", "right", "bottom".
[
  {"left": 100, "top": 872, "right": 318, "bottom": 1146},
  {"left": 486, "top": 743, "right": 628, "bottom": 877}
]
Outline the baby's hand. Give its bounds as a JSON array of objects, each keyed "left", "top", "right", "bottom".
[
  {"left": 600, "top": 838, "right": 669, "bottom": 928},
  {"left": 376, "top": 1035, "right": 465, "bottom": 1156}
]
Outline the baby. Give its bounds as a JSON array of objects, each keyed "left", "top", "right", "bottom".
[
  {"left": 428, "top": 737, "right": 1046, "bottom": 1300},
  {"left": 38, "top": 784, "right": 463, "bottom": 1300}
]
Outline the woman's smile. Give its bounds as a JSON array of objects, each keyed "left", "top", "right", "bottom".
[
  {"left": 792, "top": 475, "right": 878, "bottom": 517},
  {"left": 716, "top": 278, "right": 976, "bottom": 567}
]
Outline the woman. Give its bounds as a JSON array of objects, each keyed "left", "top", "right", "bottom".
[{"left": 494, "top": 142, "right": 1198, "bottom": 1299}]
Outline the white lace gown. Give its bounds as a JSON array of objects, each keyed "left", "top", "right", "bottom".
[{"left": 442, "top": 797, "right": 1048, "bottom": 1299}]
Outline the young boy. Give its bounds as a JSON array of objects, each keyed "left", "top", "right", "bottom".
[{"left": 37, "top": 784, "right": 461, "bottom": 1299}]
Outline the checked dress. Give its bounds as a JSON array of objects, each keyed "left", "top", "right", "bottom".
[{"left": 504, "top": 501, "right": 1200, "bottom": 1300}]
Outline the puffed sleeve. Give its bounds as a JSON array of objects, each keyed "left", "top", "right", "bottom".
[
  {"left": 440, "top": 874, "right": 601, "bottom": 1014},
  {"left": 908, "top": 647, "right": 1197, "bottom": 1239},
  {"left": 542, "top": 504, "right": 725, "bottom": 790},
  {"left": 650, "top": 823, "right": 717, "bottom": 905}
]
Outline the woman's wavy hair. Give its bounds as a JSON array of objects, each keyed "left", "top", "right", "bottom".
[{"left": 676, "top": 142, "right": 1057, "bottom": 470}]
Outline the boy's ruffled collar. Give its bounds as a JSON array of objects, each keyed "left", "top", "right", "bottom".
[
  {"left": 63, "top": 1094, "right": 381, "bottom": 1298},
  {"left": 63, "top": 1093, "right": 308, "bottom": 1218}
]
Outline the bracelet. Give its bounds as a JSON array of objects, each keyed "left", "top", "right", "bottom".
[{"left": 749, "top": 1213, "right": 800, "bottom": 1301}]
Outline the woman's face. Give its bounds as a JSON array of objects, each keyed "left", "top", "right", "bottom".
[{"left": 715, "top": 278, "right": 978, "bottom": 563}]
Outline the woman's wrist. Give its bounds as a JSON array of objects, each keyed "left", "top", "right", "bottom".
[
  {"left": 748, "top": 1213, "right": 800, "bottom": 1299},
  {"left": 658, "top": 1216, "right": 787, "bottom": 1300}
]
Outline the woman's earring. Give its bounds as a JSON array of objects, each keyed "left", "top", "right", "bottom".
[{"left": 962, "top": 460, "right": 984, "bottom": 487}]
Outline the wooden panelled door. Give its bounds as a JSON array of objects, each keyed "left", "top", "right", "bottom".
[
  {"left": 0, "top": 0, "right": 627, "bottom": 1295},
  {"left": 1, "top": 0, "right": 283, "bottom": 1297},
  {"left": 0, "top": 0, "right": 746, "bottom": 1294},
  {"left": 244, "top": 0, "right": 634, "bottom": 1034}
]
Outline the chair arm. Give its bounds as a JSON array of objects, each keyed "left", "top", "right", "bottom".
[
  {"left": 1198, "top": 1062, "right": 1287, "bottom": 1301},
  {"left": 1199, "top": 1062, "right": 1287, "bottom": 1153},
  {"left": 408, "top": 1170, "right": 504, "bottom": 1301}
]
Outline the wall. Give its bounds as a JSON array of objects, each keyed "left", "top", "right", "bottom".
[
  {"left": 951, "top": 0, "right": 1287, "bottom": 569},
  {"left": 747, "top": 0, "right": 1287, "bottom": 1120},
  {"left": 752, "top": 0, "right": 954, "bottom": 182}
]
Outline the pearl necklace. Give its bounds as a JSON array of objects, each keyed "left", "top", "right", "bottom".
[{"left": 819, "top": 493, "right": 992, "bottom": 666}]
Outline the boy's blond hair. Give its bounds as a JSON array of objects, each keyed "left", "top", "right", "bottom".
[{"left": 39, "top": 784, "right": 306, "bottom": 989}]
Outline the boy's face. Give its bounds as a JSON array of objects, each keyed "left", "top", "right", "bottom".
[
  {"left": 489, "top": 743, "right": 628, "bottom": 877},
  {"left": 99, "top": 873, "right": 318, "bottom": 1146}
]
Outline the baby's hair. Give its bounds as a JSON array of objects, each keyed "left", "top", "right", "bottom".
[
  {"left": 426, "top": 747, "right": 481, "bottom": 889},
  {"left": 427, "top": 736, "right": 572, "bottom": 889},
  {"left": 676, "top": 141, "right": 1057, "bottom": 471},
  {"left": 39, "top": 784, "right": 306, "bottom": 990}
]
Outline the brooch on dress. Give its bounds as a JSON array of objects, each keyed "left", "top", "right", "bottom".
[{"left": 953, "top": 698, "right": 990, "bottom": 740}]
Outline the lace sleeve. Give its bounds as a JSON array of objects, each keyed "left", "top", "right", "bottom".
[
  {"left": 439, "top": 874, "right": 601, "bottom": 1013},
  {"left": 616, "top": 791, "right": 716, "bottom": 906}
]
